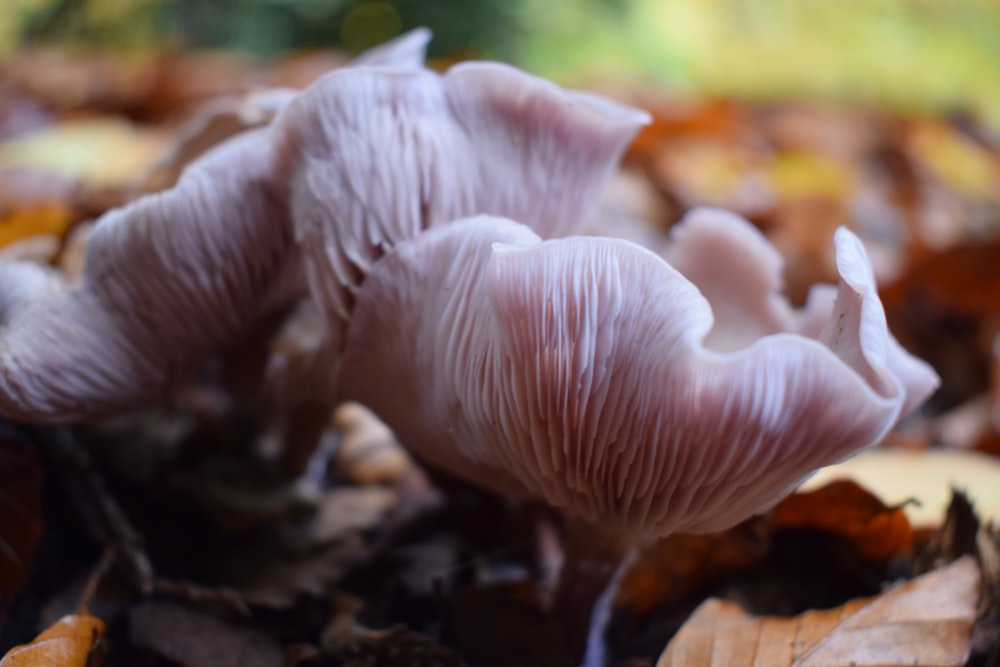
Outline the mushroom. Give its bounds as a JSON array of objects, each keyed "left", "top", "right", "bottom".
[
  {"left": 0, "top": 33, "right": 649, "bottom": 427},
  {"left": 272, "top": 59, "right": 651, "bottom": 367},
  {"left": 334, "top": 209, "right": 939, "bottom": 665},
  {"left": 0, "top": 29, "right": 939, "bottom": 664}
]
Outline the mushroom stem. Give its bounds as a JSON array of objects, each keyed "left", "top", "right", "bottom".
[{"left": 551, "top": 519, "right": 636, "bottom": 667}]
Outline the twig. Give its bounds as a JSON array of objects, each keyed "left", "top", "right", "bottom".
[
  {"left": 30, "top": 425, "right": 251, "bottom": 616},
  {"left": 30, "top": 426, "right": 153, "bottom": 591}
]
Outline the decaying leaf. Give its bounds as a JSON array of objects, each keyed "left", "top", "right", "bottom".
[
  {"left": 772, "top": 480, "right": 913, "bottom": 563},
  {"left": 914, "top": 491, "right": 1000, "bottom": 664},
  {"left": 975, "top": 523, "right": 1000, "bottom": 662},
  {"left": 322, "top": 593, "right": 461, "bottom": 667},
  {"left": 0, "top": 203, "right": 72, "bottom": 250},
  {"left": 657, "top": 556, "right": 980, "bottom": 667},
  {"left": 915, "top": 490, "right": 981, "bottom": 574},
  {"left": 0, "top": 429, "right": 43, "bottom": 625},
  {"left": 334, "top": 403, "right": 414, "bottom": 485},
  {"left": 800, "top": 448, "right": 1000, "bottom": 525},
  {"left": 0, "top": 613, "right": 106, "bottom": 667},
  {"left": 617, "top": 521, "right": 769, "bottom": 615},
  {"left": 129, "top": 601, "right": 284, "bottom": 667},
  {"left": 0, "top": 119, "right": 166, "bottom": 187},
  {"left": 211, "top": 485, "right": 403, "bottom": 608}
]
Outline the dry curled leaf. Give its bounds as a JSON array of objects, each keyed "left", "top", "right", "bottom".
[
  {"left": 657, "top": 556, "right": 980, "bottom": 667},
  {"left": 0, "top": 431, "right": 43, "bottom": 625},
  {"left": 0, "top": 613, "right": 106, "bottom": 667},
  {"left": 334, "top": 402, "right": 413, "bottom": 485}
]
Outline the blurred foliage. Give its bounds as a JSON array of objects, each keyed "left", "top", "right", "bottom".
[
  {"left": 521, "top": 0, "right": 1000, "bottom": 127},
  {"left": 2, "top": 0, "right": 999, "bottom": 126},
  {"left": 1, "top": 0, "right": 520, "bottom": 58}
]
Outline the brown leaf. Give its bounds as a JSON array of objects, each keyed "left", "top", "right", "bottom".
[
  {"left": 657, "top": 556, "right": 980, "bottom": 667},
  {"left": 974, "top": 523, "right": 1000, "bottom": 662},
  {"left": 0, "top": 120, "right": 167, "bottom": 187},
  {"left": 885, "top": 236, "right": 1000, "bottom": 321},
  {"left": 617, "top": 521, "right": 768, "bottom": 615},
  {"left": 323, "top": 594, "right": 461, "bottom": 667},
  {"left": 626, "top": 98, "right": 748, "bottom": 165},
  {"left": 0, "top": 613, "right": 106, "bottom": 667},
  {"left": 801, "top": 448, "right": 1000, "bottom": 526},
  {"left": 0, "top": 432, "right": 43, "bottom": 625},
  {"left": 129, "top": 601, "right": 283, "bottom": 667},
  {"left": 0, "top": 203, "right": 73, "bottom": 250},
  {"left": 772, "top": 480, "right": 913, "bottom": 563},
  {"left": 915, "top": 490, "right": 980, "bottom": 574},
  {"left": 334, "top": 403, "right": 414, "bottom": 485}
]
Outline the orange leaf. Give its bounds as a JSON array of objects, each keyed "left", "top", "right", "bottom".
[
  {"left": 658, "top": 556, "right": 980, "bottom": 667},
  {"left": 773, "top": 480, "right": 913, "bottom": 563},
  {"left": 0, "top": 614, "right": 106, "bottom": 667},
  {"left": 0, "top": 203, "right": 72, "bottom": 249},
  {"left": 617, "top": 523, "right": 767, "bottom": 615}
]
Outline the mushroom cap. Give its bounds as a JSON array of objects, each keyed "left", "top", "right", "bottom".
[
  {"left": 337, "top": 210, "right": 939, "bottom": 537},
  {"left": 272, "top": 59, "right": 649, "bottom": 367},
  {"left": 0, "top": 30, "right": 647, "bottom": 423},
  {"left": 0, "top": 128, "right": 293, "bottom": 421}
]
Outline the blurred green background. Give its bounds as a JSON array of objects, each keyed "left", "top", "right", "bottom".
[{"left": 3, "top": 0, "right": 999, "bottom": 126}]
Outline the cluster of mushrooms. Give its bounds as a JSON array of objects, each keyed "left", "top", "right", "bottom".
[{"left": 0, "top": 30, "right": 939, "bottom": 666}]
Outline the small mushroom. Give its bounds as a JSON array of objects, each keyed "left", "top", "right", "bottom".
[{"left": 335, "top": 209, "right": 939, "bottom": 664}]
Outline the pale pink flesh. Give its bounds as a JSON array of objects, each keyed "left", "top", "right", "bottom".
[{"left": 339, "top": 212, "right": 939, "bottom": 537}]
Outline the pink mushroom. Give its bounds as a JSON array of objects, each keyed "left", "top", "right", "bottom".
[
  {"left": 0, "top": 34, "right": 647, "bottom": 422},
  {"left": 0, "top": 29, "right": 938, "bottom": 665},
  {"left": 334, "top": 208, "right": 939, "bottom": 665}
]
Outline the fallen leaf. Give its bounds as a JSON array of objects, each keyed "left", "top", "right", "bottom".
[
  {"left": 657, "top": 556, "right": 980, "bottom": 667},
  {"left": 0, "top": 49, "right": 160, "bottom": 117},
  {"left": 617, "top": 521, "right": 768, "bottom": 615},
  {"left": 974, "top": 523, "right": 1000, "bottom": 662},
  {"left": 759, "top": 104, "right": 892, "bottom": 163},
  {"left": 627, "top": 98, "right": 747, "bottom": 163},
  {"left": 800, "top": 448, "right": 1000, "bottom": 526},
  {"left": 772, "top": 480, "right": 913, "bottom": 563},
  {"left": 0, "top": 120, "right": 166, "bottom": 187},
  {"left": 0, "top": 203, "right": 73, "bottom": 250},
  {"left": 905, "top": 119, "right": 1000, "bottom": 201},
  {"left": 914, "top": 490, "right": 980, "bottom": 574},
  {"left": 277, "top": 486, "right": 399, "bottom": 549},
  {"left": 334, "top": 403, "right": 414, "bottom": 485},
  {"left": 767, "top": 152, "right": 854, "bottom": 200},
  {"left": 323, "top": 594, "right": 461, "bottom": 667},
  {"left": 0, "top": 430, "right": 43, "bottom": 625},
  {"left": 884, "top": 235, "right": 1000, "bottom": 321},
  {"left": 0, "top": 613, "right": 106, "bottom": 667},
  {"left": 129, "top": 601, "right": 283, "bottom": 667},
  {"left": 214, "top": 486, "right": 400, "bottom": 608}
]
